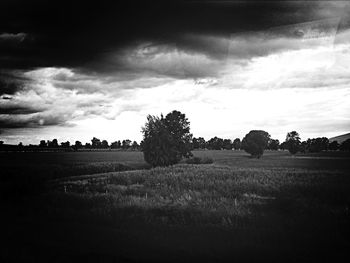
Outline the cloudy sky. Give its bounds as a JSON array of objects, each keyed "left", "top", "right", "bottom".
[{"left": 1, "top": 0, "right": 350, "bottom": 144}]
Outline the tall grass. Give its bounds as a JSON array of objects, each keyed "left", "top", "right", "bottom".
[
  {"left": 48, "top": 164, "right": 350, "bottom": 227},
  {"left": 3, "top": 151, "right": 350, "bottom": 262}
]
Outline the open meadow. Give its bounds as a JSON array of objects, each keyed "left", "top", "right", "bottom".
[{"left": 1, "top": 150, "right": 350, "bottom": 262}]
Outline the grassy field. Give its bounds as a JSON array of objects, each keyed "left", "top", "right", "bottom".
[{"left": 1, "top": 150, "right": 350, "bottom": 262}]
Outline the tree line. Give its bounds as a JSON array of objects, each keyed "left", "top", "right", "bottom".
[
  {"left": 192, "top": 132, "right": 349, "bottom": 153},
  {"left": 1, "top": 110, "right": 349, "bottom": 162},
  {"left": 0, "top": 138, "right": 140, "bottom": 151},
  {"left": 2, "top": 133, "right": 347, "bottom": 153},
  {"left": 140, "top": 110, "right": 350, "bottom": 166}
]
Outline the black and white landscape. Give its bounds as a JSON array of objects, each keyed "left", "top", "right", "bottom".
[{"left": 1, "top": 1, "right": 350, "bottom": 262}]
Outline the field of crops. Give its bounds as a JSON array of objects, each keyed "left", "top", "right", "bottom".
[{"left": 1, "top": 150, "right": 350, "bottom": 262}]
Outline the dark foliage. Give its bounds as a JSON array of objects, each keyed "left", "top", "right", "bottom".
[
  {"left": 192, "top": 137, "right": 206, "bottom": 149},
  {"left": 241, "top": 130, "right": 270, "bottom": 158},
  {"left": 328, "top": 141, "right": 339, "bottom": 151},
  {"left": 268, "top": 139, "right": 280, "bottom": 150},
  {"left": 73, "top": 140, "right": 82, "bottom": 150},
  {"left": 111, "top": 140, "right": 122, "bottom": 149},
  {"left": 340, "top": 139, "right": 350, "bottom": 151},
  {"left": 207, "top": 136, "right": 224, "bottom": 150},
  {"left": 284, "top": 131, "right": 301, "bottom": 155},
  {"left": 223, "top": 139, "right": 233, "bottom": 150},
  {"left": 141, "top": 110, "right": 193, "bottom": 167},
  {"left": 306, "top": 137, "right": 329, "bottom": 153},
  {"left": 233, "top": 138, "right": 241, "bottom": 150}
]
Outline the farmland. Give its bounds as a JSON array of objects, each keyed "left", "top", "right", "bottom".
[{"left": 1, "top": 150, "right": 350, "bottom": 262}]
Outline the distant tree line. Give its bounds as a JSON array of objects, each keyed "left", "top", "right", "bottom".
[
  {"left": 281, "top": 131, "right": 350, "bottom": 154},
  {"left": 139, "top": 110, "right": 350, "bottom": 166},
  {"left": 191, "top": 136, "right": 280, "bottom": 151},
  {"left": 191, "top": 133, "right": 350, "bottom": 154},
  {"left": 1, "top": 110, "right": 350, "bottom": 163},
  {"left": 0, "top": 137, "right": 140, "bottom": 151},
  {"left": 1, "top": 131, "right": 349, "bottom": 156}
]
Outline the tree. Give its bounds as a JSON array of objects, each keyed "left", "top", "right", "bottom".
[
  {"left": 132, "top": 141, "right": 139, "bottom": 150},
  {"left": 192, "top": 137, "right": 206, "bottom": 149},
  {"left": 284, "top": 131, "right": 301, "bottom": 155},
  {"left": 74, "top": 141, "right": 82, "bottom": 150},
  {"left": 197, "top": 137, "right": 206, "bottom": 149},
  {"left": 141, "top": 110, "right": 193, "bottom": 167},
  {"left": 233, "top": 138, "right": 241, "bottom": 150},
  {"left": 91, "top": 137, "right": 101, "bottom": 148},
  {"left": 192, "top": 137, "right": 200, "bottom": 149},
  {"left": 48, "top": 139, "right": 58, "bottom": 148},
  {"left": 39, "top": 140, "right": 47, "bottom": 147},
  {"left": 207, "top": 137, "right": 224, "bottom": 150},
  {"left": 328, "top": 141, "right": 339, "bottom": 151},
  {"left": 340, "top": 139, "right": 350, "bottom": 151},
  {"left": 111, "top": 141, "right": 121, "bottom": 149},
  {"left": 61, "top": 141, "right": 70, "bottom": 148},
  {"left": 101, "top": 140, "right": 109, "bottom": 148},
  {"left": 268, "top": 139, "right": 280, "bottom": 150},
  {"left": 223, "top": 139, "right": 232, "bottom": 150},
  {"left": 122, "top": 139, "right": 131, "bottom": 149},
  {"left": 85, "top": 142, "right": 91, "bottom": 149},
  {"left": 308, "top": 137, "right": 329, "bottom": 152},
  {"left": 241, "top": 130, "right": 270, "bottom": 158},
  {"left": 279, "top": 141, "right": 286, "bottom": 150}
]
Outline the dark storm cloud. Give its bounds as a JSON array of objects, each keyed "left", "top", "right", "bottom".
[
  {"left": 0, "top": 72, "right": 28, "bottom": 95},
  {"left": 0, "top": 114, "right": 72, "bottom": 128},
  {"left": 0, "top": 105, "right": 43, "bottom": 115},
  {"left": 1, "top": 0, "right": 346, "bottom": 73}
]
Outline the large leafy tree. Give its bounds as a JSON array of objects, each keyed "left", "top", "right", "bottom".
[
  {"left": 241, "top": 130, "right": 270, "bottom": 158},
  {"left": 141, "top": 110, "right": 193, "bottom": 167},
  {"left": 284, "top": 131, "right": 301, "bottom": 155}
]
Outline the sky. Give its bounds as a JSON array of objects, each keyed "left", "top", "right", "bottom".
[{"left": 1, "top": 0, "right": 350, "bottom": 144}]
